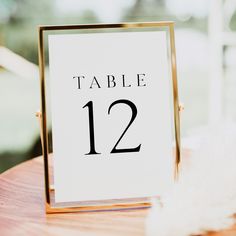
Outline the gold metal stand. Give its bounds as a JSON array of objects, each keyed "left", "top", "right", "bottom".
[{"left": 37, "top": 21, "right": 181, "bottom": 213}]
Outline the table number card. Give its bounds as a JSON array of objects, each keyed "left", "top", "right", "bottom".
[{"left": 38, "top": 22, "right": 180, "bottom": 213}]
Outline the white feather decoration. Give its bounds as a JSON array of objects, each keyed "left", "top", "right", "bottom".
[{"left": 146, "top": 123, "right": 236, "bottom": 236}]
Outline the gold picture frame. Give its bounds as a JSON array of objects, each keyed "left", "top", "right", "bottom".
[{"left": 37, "top": 21, "right": 181, "bottom": 214}]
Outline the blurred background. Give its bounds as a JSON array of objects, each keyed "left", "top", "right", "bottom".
[{"left": 0, "top": 0, "right": 236, "bottom": 173}]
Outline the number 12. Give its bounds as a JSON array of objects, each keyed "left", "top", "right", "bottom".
[{"left": 83, "top": 99, "right": 141, "bottom": 155}]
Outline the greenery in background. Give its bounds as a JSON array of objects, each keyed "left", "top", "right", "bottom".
[
  {"left": 0, "top": 0, "right": 208, "bottom": 64},
  {"left": 229, "top": 11, "right": 236, "bottom": 30},
  {"left": 122, "top": 0, "right": 207, "bottom": 31},
  {"left": 0, "top": 0, "right": 98, "bottom": 64}
]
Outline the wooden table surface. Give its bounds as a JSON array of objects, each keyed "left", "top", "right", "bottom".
[{"left": 0, "top": 156, "right": 235, "bottom": 236}]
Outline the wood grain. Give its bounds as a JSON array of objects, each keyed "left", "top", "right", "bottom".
[{"left": 0, "top": 156, "right": 235, "bottom": 236}]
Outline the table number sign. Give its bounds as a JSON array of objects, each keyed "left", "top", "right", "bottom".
[{"left": 37, "top": 22, "right": 180, "bottom": 213}]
